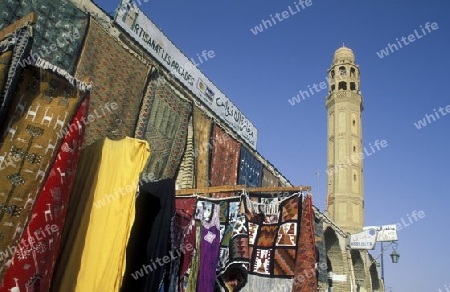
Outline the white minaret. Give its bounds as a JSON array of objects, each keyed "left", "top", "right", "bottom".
[{"left": 325, "top": 46, "right": 364, "bottom": 234}]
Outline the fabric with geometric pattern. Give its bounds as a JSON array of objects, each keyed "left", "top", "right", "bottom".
[
  {"left": 210, "top": 124, "right": 240, "bottom": 198},
  {"left": 0, "top": 65, "right": 88, "bottom": 280},
  {"left": 0, "top": 26, "right": 32, "bottom": 126},
  {"left": 134, "top": 74, "right": 192, "bottom": 180},
  {"left": 193, "top": 106, "right": 212, "bottom": 188},
  {"left": 0, "top": 0, "right": 88, "bottom": 74},
  {"left": 292, "top": 194, "right": 317, "bottom": 292},
  {"left": 0, "top": 95, "right": 89, "bottom": 292},
  {"left": 76, "top": 18, "right": 150, "bottom": 148}
]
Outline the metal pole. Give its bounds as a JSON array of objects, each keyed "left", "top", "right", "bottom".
[{"left": 381, "top": 241, "right": 385, "bottom": 281}]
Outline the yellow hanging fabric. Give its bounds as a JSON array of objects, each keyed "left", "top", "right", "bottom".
[{"left": 58, "top": 137, "right": 150, "bottom": 292}]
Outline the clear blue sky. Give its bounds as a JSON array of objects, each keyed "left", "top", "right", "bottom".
[{"left": 95, "top": 1, "right": 449, "bottom": 291}]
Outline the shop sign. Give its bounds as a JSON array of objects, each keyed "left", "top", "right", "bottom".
[{"left": 114, "top": 0, "right": 258, "bottom": 148}]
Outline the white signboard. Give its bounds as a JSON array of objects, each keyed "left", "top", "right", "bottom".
[
  {"left": 115, "top": 0, "right": 258, "bottom": 149},
  {"left": 349, "top": 228, "right": 377, "bottom": 250},
  {"left": 364, "top": 225, "right": 398, "bottom": 242}
]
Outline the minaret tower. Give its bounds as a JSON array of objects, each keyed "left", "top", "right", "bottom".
[{"left": 325, "top": 46, "right": 364, "bottom": 234}]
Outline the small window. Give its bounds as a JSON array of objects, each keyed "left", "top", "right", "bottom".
[
  {"left": 331, "top": 84, "right": 335, "bottom": 91},
  {"left": 338, "top": 81, "right": 347, "bottom": 90},
  {"left": 350, "top": 82, "right": 356, "bottom": 91},
  {"left": 331, "top": 70, "right": 335, "bottom": 78},
  {"left": 339, "top": 66, "right": 347, "bottom": 76},
  {"left": 350, "top": 68, "right": 356, "bottom": 77},
  {"left": 353, "top": 174, "right": 357, "bottom": 181},
  {"left": 353, "top": 120, "right": 356, "bottom": 126},
  {"left": 353, "top": 146, "right": 356, "bottom": 152}
]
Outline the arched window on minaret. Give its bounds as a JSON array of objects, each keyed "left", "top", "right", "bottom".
[
  {"left": 350, "top": 67, "right": 356, "bottom": 77},
  {"left": 331, "top": 84, "right": 335, "bottom": 92},
  {"left": 339, "top": 66, "right": 347, "bottom": 76},
  {"left": 331, "top": 70, "right": 335, "bottom": 78},
  {"left": 338, "top": 81, "right": 347, "bottom": 90},
  {"left": 350, "top": 82, "right": 356, "bottom": 91}
]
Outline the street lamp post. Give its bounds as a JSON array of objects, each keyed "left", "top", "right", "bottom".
[{"left": 380, "top": 241, "right": 400, "bottom": 289}]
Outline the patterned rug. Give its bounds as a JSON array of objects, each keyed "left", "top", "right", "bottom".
[
  {"left": 0, "top": 26, "right": 32, "bottom": 126},
  {"left": 210, "top": 124, "right": 240, "bottom": 198},
  {"left": 135, "top": 74, "right": 192, "bottom": 180},
  {"left": 175, "top": 116, "right": 195, "bottom": 189},
  {"left": 238, "top": 146, "right": 262, "bottom": 187},
  {"left": 0, "top": 95, "right": 89, "bottom": 292},
  {"left": 75, "top": 18, "right": 150, "bottom": 148},
  {"left": 240, "top": 193, "right": 301, "bottom": 292},
  {"left": 0, "top": 0, "right": 88, "bottom": 74},
  {"left": 0, "top": 65, "right": 87, "bottom": 280},
  {"left": 292, "top": 194, "right": 317, "bottom": 291},
  {"left": 261, "top": 167, "right": 280, "bottom": 187},
  {"left": 193, "top": 107, "right": 212, "bottom": 188}
]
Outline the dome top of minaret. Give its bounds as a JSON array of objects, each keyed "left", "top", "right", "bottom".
[{"left": 333, "top": 45, "right": 355, "bottom": 64}]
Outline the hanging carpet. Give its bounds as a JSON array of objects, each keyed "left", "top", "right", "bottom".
[
  {"left": 240, "top": 193, "right": 302, "bottom": 292},
  {"left": 175, "top": 116, "right": 195, "bottom": 189},
  {"left": 0, "top": 95, "right": 89, "bottom": 292},
  {"left": 135, "top": 74, "right": 192, "bottom": 180},
  {"left": 261, "top": 166, "right": 280, "bottom": 187},
  {"left": 0, "top": 65, "right": 88, "bottom": 281},
  {"left": 0, "top": 25, "right": 32, "bottom": 126},
  {"left": 210, "top": 123, "right": 240, "bottom": 198},
  {"left": 0, "top": 0, "right": 88, "bottom": 74},
  {"left": 238, "top": 146, "right": 262, "bottom": 188},
  {"left": 292, "top": 194, "right": 317, "bottom": 292},
  {"left": 193, "top": 106, "right": 212, "bottom": 188},
  {"left": 75, "top": 18, "right": 150, "bottom": 148}
]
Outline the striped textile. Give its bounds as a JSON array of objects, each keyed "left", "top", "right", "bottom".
[{"left": 175, "top": 116, "right": 195, "bottom": 189}]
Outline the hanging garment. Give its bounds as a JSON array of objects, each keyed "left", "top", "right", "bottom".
[
  {"left": 241, "top": 194, "right": 301, "bottom": 292},
  {"left": 172, "top": 197, "right": 197, "bottom": 292},
  {"left": 0, "top": 0, "right": 88, "bottom": 74},
  {"left": 135, "top": 73, "right": 192, "bottom": 180},
  {"left": 216, "top": 196, "right": 246, "bottom": 274},
  {"left": 185, "top": 220, "right": 202, "bottom": 292},
  {"left": 209, "top": 124, "right": 240, "bottom": 198},
  {"left": 0, "top": 65, "right": 87, "bottom": 280},
  {"left": 197, "top": 202, "right": 221, "bottom": 292},
  {"left": 0, "top": 95, "right": 89, "bottom": 292},
  {"left": 75, "top": 18, "right": 150, "bottom": 147},
  {"left": 292, "top": 194, "right": 317, "bottom": 292},
  {"left": 193, "top": 107, "right": 212, "bottom": 188},
  {"left": 167, "top": 208, "right": 196, "bottom": 292},
  {"left": 120, "top": 178, "right": 176, "bottom": 292},
  {"left": 215, "top": 195, "right": 249, "bottom": 292},
  {"left": 54, "top": 137, "right": 150, "bottom": 292},
  {"left": 0, "top": 25, "right": 32, "bottom": 126},
  {"left": 238, "top": 146, "right": 263, "bottom": 188}
]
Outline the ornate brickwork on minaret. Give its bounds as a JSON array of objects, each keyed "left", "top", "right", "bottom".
[{"left": 326, "top": 46, "right": 364, "bottom": 234}]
